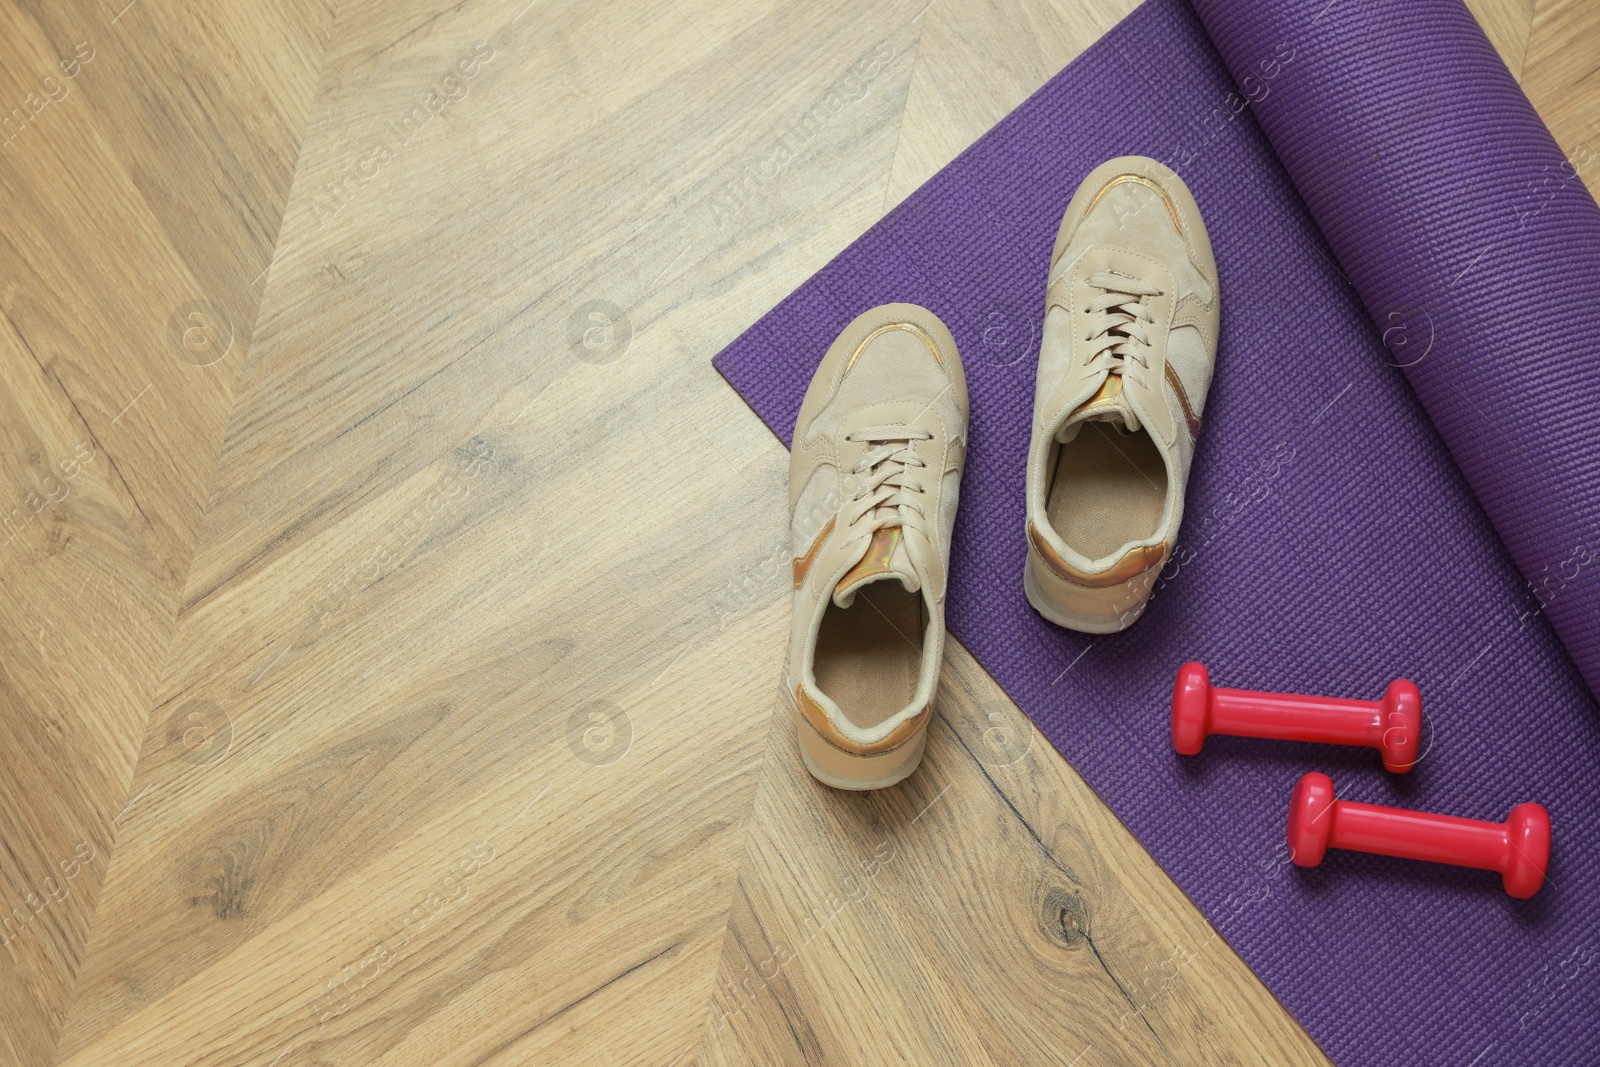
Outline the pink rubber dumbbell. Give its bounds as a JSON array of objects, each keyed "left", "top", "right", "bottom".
[
  {"left": 1287, "top": 772, "right": 1551, "bottom": 899},
  {"left": 1172, "top": 661, "right": 1422, "bottom": 772}
]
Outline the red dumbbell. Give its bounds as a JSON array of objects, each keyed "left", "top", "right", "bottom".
[
  {"left": 1171, "top": 662, "right": 1422, "bottom": 773},
  {"left": 1287, "top": 772, "right": 1551, "bottom": 899}
]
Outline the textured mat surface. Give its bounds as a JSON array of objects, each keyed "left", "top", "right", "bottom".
[
  {"left": 1192, "top": 0, "right": 1600, "bottom": 712},
  {"left": 713, "top": 0, "right": 1600, "bottom": 1063}
]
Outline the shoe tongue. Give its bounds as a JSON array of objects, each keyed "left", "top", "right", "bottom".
[
  {"left": 833, "top": 527, "right": 920, "bottom": 608},
  {"left": 1059, "top": 373, "right": 1137, "bottom": 439}
]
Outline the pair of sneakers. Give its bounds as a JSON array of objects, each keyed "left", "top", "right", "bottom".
[{"left": 786, "top": 157, "right": 1221, "bottom": 790}]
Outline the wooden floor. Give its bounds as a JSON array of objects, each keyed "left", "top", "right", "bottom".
[{"left": 0, "top": 0, "right": 1593, "bottom": 1064}]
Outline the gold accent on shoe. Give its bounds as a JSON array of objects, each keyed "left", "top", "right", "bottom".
[
  {"left": 1074, "top": 373, "right": 1123, "bottom": 416},
  {"left": 792, "top": 517, "right": 836, "bottom": 589},
  {"left": 1165, "top": 363, "right": 1202, "bottom": 440},
  {"left": 838, "top": 526, "right": 902, "bottom": 592},
  {"left": 794, "top": 684, "right": 929, "bottom": 756},
  {"left": 1084, "top": 173, "right": 1185, "bottom": 233},
  {"left": 843, "top": 322, "right": 946, "bottom": 376},
  {"left": 1027, "top": 521, "right": 1168, "bottom": 588}
]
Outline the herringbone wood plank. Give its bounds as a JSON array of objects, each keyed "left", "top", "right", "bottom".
[{"left": 0, "top": 2, "right": 331, "bottom": 1063}]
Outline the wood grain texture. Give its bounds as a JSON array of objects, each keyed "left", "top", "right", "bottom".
[
  {"left": 0, "top": 2, "right": 332, "bottom": 1064},
  {"left": 1525, "top": 0, "right": 1600, "bottom": 191},
  {"left": 1467, "top": 0, "right": 1537, "bottom": 77},
  {"left": 0, "top": 0, "right": 1592, "bottom": 1064},
  {"left": 700, "top": 640, "right": 1329, "bottom": 1067}
]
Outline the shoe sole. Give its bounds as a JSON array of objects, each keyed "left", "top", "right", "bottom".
[
  {"left": 787, "top": 692, "right": 929, "bottom": 791},
  {"left": 1022, "top": 560, "right": 1148, "bottom": 634}
]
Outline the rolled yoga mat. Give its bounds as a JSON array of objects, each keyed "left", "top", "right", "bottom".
[
  {"left": 1191, "top": 0, "right": 1600, "bottom": 709},
  {"left": 713, "top": 0, "right": 1600, "bottom": 1063}
]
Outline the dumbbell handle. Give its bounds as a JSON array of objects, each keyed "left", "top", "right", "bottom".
[
  {"left": 1325, "top": 801, "right": 1512, "bottom": 872},
  {"left": 1208, "top": 687, "right": 1389, "bottom": 748}
]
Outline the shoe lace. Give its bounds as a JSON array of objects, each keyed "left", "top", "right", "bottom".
[
  {"left": 1083, "top": 270, "right": 1164, "bottom": 380},
  {"left": 841, "top": 424, "right": 933, "bottom": 536}
]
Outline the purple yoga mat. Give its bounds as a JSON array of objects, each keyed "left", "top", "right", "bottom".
[
  {"left": 713, "top": 0, "right": 1600, "bottom": 1063},
  {"left": 1191, "top": 0, "right": 1600, "bottom": 716}
]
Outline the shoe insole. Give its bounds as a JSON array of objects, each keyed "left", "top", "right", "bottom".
[
  {"left": 813, "top": 583, "right": 924, "bottom": 730},
  {"left": 1046, "top": 422, "right": 1167, "bottom": 561}
]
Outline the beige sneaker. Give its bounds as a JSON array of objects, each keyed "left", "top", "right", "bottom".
[
  {"left": 787, "top": 304, "right": 968, "bottom": 790},
  {"left": 1024, "top": 156, "right": 1220, "bottom": 633}
]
